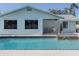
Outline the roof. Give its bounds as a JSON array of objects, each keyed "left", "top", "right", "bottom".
[
  {"left": 0, "top": 5, "right": 64, "bottom": 19},
  {"left": 58, "top": 15, "right": 79, "bottom": 21}
]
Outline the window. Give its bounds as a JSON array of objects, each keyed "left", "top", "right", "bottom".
[
  {"left": 63, "top": 21, "right": 68, "bottom": 28},
  {"left": 76, "top": 28, "right": 79, "bottom": 33},
  {"left": 26, "top": 7, "right": 32, "bottom": 11},
  {"left": 4, "top": 20, "right": 17, "bottom": 29},
  {"left": 25, "top": 20, "right": 38, "bottom": 29},
  {"left": 76, "top": 21, "right": 79, "bottom": 25}
]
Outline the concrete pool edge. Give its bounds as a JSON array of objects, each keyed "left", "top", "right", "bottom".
[
  {"left": 0, "top": 34, "right": 79, "bottom": 39},
  {"left": 0, "top": 50, "right": 79, "bottom": 56},
  {"left": 0, "top": 35, "right": 57, "bottom": 38},
  {"left": 0, "top": 36, "right": 79, "bottom": 40}
]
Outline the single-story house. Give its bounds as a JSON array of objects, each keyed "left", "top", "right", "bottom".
[{"left": 0, "top": 6, "right": 79, "bottom": 37}]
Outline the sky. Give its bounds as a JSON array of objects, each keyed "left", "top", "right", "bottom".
[{"left": 0, "top": 3, "right": 79, "bottom": 17}]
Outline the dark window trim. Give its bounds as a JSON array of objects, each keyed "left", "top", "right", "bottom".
[
  {"left": 4, "top": 20, "right": 17, "bottom": 29},
  {"left": 76, "top": 21, "right": 79, "bottom": 24},
  {"left": 25, "top": 20, "right": 38, "bottom": 29},
  {"left": 63, "top": 21, "right": 68, "bottom": 28},
  {"left": 76, "top": 28, "right": 79, "bottom": 33},
  {"left": 26, "top": 7, "right": 32, "bottom": 11}
]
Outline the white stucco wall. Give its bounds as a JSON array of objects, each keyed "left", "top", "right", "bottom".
[
  {"left": 62, "top": 21, "right": 76, "bottom": 34},
  {"left": 0, "top": 7, "right": 59, "bottom": 36}
]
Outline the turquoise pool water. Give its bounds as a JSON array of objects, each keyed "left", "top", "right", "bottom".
[{"left": 0, "top": 38, "right": 79, "bottom": 50}]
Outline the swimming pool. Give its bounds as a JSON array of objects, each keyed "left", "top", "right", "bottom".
[{"left": 0, "top": 38, "right": 79, "bottom": 50}]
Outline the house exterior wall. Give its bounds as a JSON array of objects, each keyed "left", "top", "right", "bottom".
[
  {"left": 62, "top": 21, "right": 76, "bottom": 34},
  {"left": 0, "top": 8, "right": 59, "bottom": 36}
]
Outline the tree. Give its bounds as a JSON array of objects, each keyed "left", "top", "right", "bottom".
[
  {"left": 49, "top": 9, "right": 58, "bottom": 14},
  {"left": 64, "top": 8, "right": 70, "bottom": 14},
  {"left": 69, "top": 3, "right": 79, "bottom": 16},
  {"left": 49, "top": 3, "right": 79, "bottom": 16}
]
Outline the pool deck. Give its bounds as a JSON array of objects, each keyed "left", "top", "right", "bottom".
[
  {"left": 0, "top": 34, "right": 57, "bottom": 38},
  {"left": 0, "top": 33, "right": 79, "bottom": 39}
]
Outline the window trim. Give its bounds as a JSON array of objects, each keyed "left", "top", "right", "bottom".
[
  {"left": 63, "top": 21, "right": 68, "bottom": 28},
  {"left": 76, "top": 28, "right": 79, "bottom": 33},
  {"left": 25, "top": 20, "right": 38, "bottom": 29},
  {"left": 4, "top": 20, "right": 17, "bottom": 29},
  {"left": 26, "top": 7, "right": 32, "bottom": 11},
  {"left": 76, "top": 21, "right": 79, "bottom": 24}
]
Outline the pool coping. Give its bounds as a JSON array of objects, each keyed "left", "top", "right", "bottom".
[{"left": 0, "top": 50, "right": 79, "bottom": 56}]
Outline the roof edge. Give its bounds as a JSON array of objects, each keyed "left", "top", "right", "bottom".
[{"left": 0, "top": 5, "right": 64, "bottom": 19}]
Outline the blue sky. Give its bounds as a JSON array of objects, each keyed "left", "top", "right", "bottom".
[{"left": 0, "top": 3, "right": 79, "bottom": 17}]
